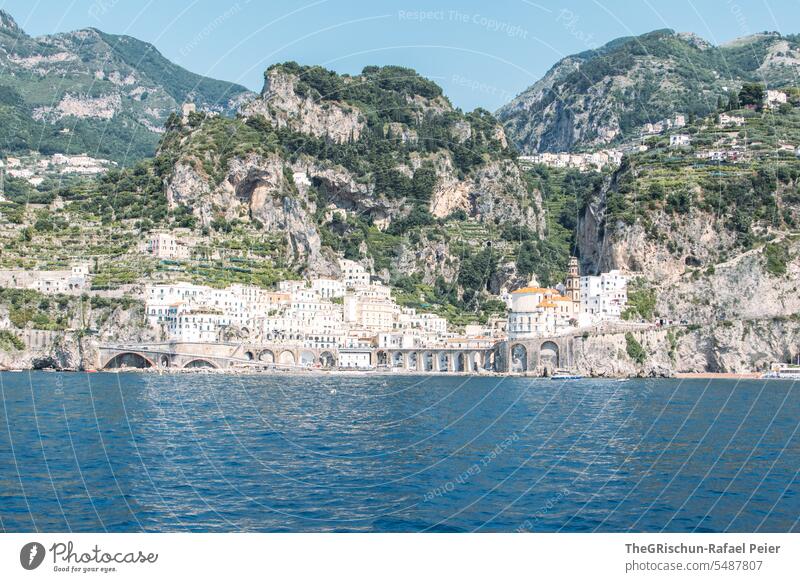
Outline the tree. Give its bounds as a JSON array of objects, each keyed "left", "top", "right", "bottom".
[
  {"left": 738, "top": 82, "right": 764, "bottom": 108},
  {"left": 727, "top": 91, "right": 740, "bottom": 110}
]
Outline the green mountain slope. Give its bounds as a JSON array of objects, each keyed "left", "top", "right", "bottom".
[
  {"left": 0, "top": 10, "right": 253, "bottom": 162},
  {"left": 498, "top": 29, "right": 800, "bottom": 153},
  {"left": 0, "top": 63, "right": 544, "bottom": 325}
]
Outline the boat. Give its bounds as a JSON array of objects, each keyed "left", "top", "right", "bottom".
[
  {"left": 551, "top": 369, "right": 583, "bottom": 380},
  {"left": 761, "top": 363, "right": 800, "bottom": 379}
]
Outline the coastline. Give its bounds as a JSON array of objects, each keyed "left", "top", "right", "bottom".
[
  {"left": 2, "top": 367, "right": 767, "bottom": 380},
  {"left": 674, "top": 372, "right": 762, "bottom": 379}
]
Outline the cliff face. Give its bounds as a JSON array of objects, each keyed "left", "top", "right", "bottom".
[
  {"left": 572, "top": 132, "right": 800, "bottom": 372},
  {"left": 0, "top": 302, "right": 155, "bottom": 371},
  {"left": 497, "top": 29, "right": 800, "bottom": 153},
  {"left": 160, "top": 64, "right": 543, "bottom": 292},
  {"left": 242, "top": 70, "right": 366, "bottom": 144},
  {"left": 574, "top": 319, "right": 800, "bottom": 377}
]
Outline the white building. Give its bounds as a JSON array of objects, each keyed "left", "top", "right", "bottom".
[
  {"left": 580, "top": 270, "right": 628, "bottom": 323},
  {"left": 311, "top": 278, "right": 345, "bottom": 299},
  {"left": 0, "top": 262, "right": 90, "bottom": 294},
  {"left": 718, "top": 113, "right": 745, "bottom": 127},
  {"left": 765, "top": 90, "right": 788, "bottom": 109},
  {"left": 507, "top": 276, "right": 574, "bottom": 339},
  {"left": 339, "top": 258, "right": 370, "bottom": 288},
  {"left": 339, "top": 348, "right": 373, "bottom": 369},
  {"left": 167, "top": 307, "right": 232, "bottom": 342},
  {"left": 670, "top": 134, "right": 691, "bottom": 147},
  {"left": 140, "top": 232, "right": 191, "bottom": 260}
]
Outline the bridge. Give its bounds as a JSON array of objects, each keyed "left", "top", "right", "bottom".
[
  {"left": 97, "top": 335, "right": 588, "bottom": 374},
  {"left": 96, "top": 341, "right": 500, "bottom": 373},
  {"left": 494, "top": 336, "right": 576, "bottom": 376}
]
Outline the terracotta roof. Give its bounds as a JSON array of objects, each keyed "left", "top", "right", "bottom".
[{"left": 537, "top": 301, "right": 557, "bottom": 308}]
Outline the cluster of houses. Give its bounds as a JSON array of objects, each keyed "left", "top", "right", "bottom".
[
  {"left": 1, "top": 154, "right": 115, "bottom": 187},
  {"left": 642, "top": 114, "right": 686, "bottom": 136},
  {"left": 144, "top": 258, "right": 499, "bottom": 356},
  {"left": 145, "top": 256, "right": 629, "bottom": 356},
  {"left": 518, "top": 149, "right": 623, "bottom": 172},
  {"left": 507, "top": 257, "right": 628, "bottom": 339},
  {"left": 0, "top": 262, "right": 90, "bottom": 294}
]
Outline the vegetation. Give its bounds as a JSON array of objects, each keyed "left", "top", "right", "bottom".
[
  {"left": 0, "top": 15, "right": 250, "bottom": 163},
  {"left": 625, "top": 332, "right": 647, "bottom": 364},
  {"left": 0, "top": 329, "right": 25, "bottom": 351},
  {"left": 622, "top": 279, "right": 657, "bottom": 321},
  {"left": 764, "top": 243, "right": 789, "bottom": 276},
  {"left": 501, "top": 29, "right": 800, "bottom": 151}
]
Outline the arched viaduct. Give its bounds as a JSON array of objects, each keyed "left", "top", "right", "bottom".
[{"left": 98, "top": 336, "right": 578, "bottom": 375}]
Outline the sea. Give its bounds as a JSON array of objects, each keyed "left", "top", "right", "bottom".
[{"left": 0, "top": 372, "right": 797, "bottom": 532}]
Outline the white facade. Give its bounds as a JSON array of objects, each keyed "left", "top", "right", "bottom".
[
  {"left": 507, "top": 276, "right": 574, "bottom": 339},
  {"left": 167, "top": 307, "right": 232, "bottom": 342},
  {"left": 580, "top": 270, "right": 628, "bottom": 323},
  {"left": 718, "top": 113, "right": 745, "bottom": 127},
  {"left": 0, "top": 262, "right": 90, "bottom": 294},
  {"left": 141, "top": 232, "right": 191, "bottom": 260},
  {"left": 766, "top": 90, "right": 788, "bottom": 108},
  {"left": 339, "top": 349, "right": 373, "bottom": 369},
  {"left": 670, "top": 134, "right": 691, "bottom": 147},
  {"left": 311, "top": 278, "right": 345, "bottom": 299},
  {"left": 339, "top": 258, "right": 370, "bottom": 288}
]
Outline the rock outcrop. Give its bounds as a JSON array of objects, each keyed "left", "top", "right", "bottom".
[
  {"left": 241, "top": 69, "right": 365, "bottom": 144},
  {"left": 161, "top": 63, "right": 542, "bottom": 284},
  {"left": 498, "top": 29, "right": 800, "bottom": 153}
]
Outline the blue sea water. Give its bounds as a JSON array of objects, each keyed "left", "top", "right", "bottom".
[{"left": 0, "top": 372, "right": 798, "bottom": 532}]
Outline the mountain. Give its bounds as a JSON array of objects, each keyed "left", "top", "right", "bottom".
[
  {"left": 0, "top": 10, "right": 254, "bottom": 162},
  {"left": 157, "top": 63, "right": 545, "bottom": 313},
  {"left": 497, "top": 29, "right": 800, "bottom": 153},
  {"left": 568, "top": 99, "right": 800, "bottom": 371},
  {"left": 1, "top": 63, "right": 546, "bottom": 325}
]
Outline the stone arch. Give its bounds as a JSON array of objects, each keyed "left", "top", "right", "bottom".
[
  {"left": 376, "top": 350, "right": 388, "bottom": 366},
  {"left": 510, "top": 344, "right": 528, "bottom": 373},
  {"left": 438, "top": 352, "right": 449, "bottom": 372},
  {"left": 183, "top": 358, "right": 218, "bottom": 369},
  {"left": 391, "top": 351, "right": 404, "bottom": 367},
  {"left": 408, "top": 352, "right": 418, "bottom": 370},
  {"left": 540, "top": 341, "right": 559, "bottom": 373},
  {"left": 159, "top": 354, "right": 170, "bottom": 368},
  {"left": 104, "top": 352, "right": 154, "bottom": 370},
  {"left": 244, "top": 350, "right": 254, "bottom": 361},
  {"left": 423, "top": 351, "right": 434, "bottom": 372},
  {"left": 320, "top": 351, "right": 336, "bottom": 368},
  {"left": 278, "top": 350, "right": 296, "bottom": 365},
  {"left": 472, "top": 351, "right": 483, "bottom": 372},
  {"left": 259, "top": 349, "right": 275, "bottom": 364},
  {"left": 299, "top": 350, "right": 316, "bottom": 366},
  {"left": 455, "top": 352, "right": 466, "bottom": 372}
]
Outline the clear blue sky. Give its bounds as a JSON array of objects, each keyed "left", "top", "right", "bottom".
[{"left": 3, "top": 0, "right": 800, "bottom": 111}]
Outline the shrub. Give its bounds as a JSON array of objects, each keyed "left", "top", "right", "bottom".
[
  {"left": 625, "top": 332, "right": 646, "bottom": 365},
  {"left": 764, "top": 243, "right": 788, "bottom": 276},
  {"left": 0, "top": 330, "right": 24, "bottom": 351}
]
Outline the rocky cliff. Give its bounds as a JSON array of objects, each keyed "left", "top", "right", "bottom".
[
  {"left": 574, "top": 318, "right": 800, "bottom": 377},
  {"left": 159, "top": 64, "right": 544, "bottom": 303},
  {"left": 0, "top": 300, "right": 155, "bottom": 371},
  {"left": 498, "top": 29, "right": 800, "bottom": 153}
]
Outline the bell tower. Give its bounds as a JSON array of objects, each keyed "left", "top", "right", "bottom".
[{"left": 566, "top": 256, "right": 581, "bottom": 316}]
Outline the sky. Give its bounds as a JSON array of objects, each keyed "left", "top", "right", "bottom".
[{"left": 2, "top": 0, "right": 800, "bottom": 111}]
